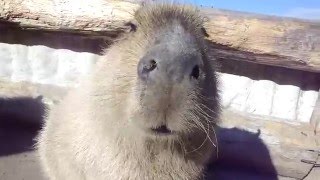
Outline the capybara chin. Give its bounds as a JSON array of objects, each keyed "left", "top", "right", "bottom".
[{"left": 37, "top": 2, "right": 220, "bottom": 180}]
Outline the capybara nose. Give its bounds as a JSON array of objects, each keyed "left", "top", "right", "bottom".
[{"left": 137, "top": 46, "right": 200, "bottom": 83}]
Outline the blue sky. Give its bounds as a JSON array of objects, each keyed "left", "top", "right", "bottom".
[{"left": 180, "top": 0, "right": 320, "bottom": 20}]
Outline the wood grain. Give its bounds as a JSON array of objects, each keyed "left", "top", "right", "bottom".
[{"left": 1, "top": 0, "right": 320, "bottom": 72}]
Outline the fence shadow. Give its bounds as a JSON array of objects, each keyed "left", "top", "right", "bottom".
[
  {"left": 205, "top": 127, "right": 278, "bottom": 180},
  {"left": 0, "top": 96, "right": 45, "bottom": 156}
]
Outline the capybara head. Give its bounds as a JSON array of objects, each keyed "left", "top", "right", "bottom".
[{"left": 95, "top": 3, "right": 220, "bottom": 140}]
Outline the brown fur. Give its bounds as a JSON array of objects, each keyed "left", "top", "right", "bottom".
[{"left": 37, "top": 2, "right": 220, "bottom": 180}]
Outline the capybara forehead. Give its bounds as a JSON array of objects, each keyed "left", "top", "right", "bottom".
[{"left": 134, "top": 3, "right": 205, "bottom": 36}]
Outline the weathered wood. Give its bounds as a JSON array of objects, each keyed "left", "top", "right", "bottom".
[
  {"left": 0, "top": 0, "right": 139, "bottom": 35},
  {"left": 1, "top": 0, "right": 320, "bottom": 72},
  {"left": 203, "top": 9, "right": 320, "bottom": 73},
  {"left": 0, "top": 80, "right": 319, "bottom": 179}
]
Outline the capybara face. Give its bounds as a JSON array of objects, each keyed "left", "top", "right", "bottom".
[{"left": 100, "top": 3, "right": 220, "bottom": 139}]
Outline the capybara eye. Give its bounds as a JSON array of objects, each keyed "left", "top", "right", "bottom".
[
  {"left": 190, "top": 65, "right": 200, "bottom": 79},
  {"left": 125, "top": 21, "right": 137, "bottom": 32},
  {"left": 201, "top": 27, "right": 209, "bottom": 37}
]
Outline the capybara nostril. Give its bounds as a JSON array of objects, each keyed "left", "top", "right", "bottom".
[
  {"left": 138, "top": 58, "right": 157, "bottom": 80},
  {"left": 143, "top": 59, "right": 157, "bottom": 73},
  {"left": 190, "top": 65, "right": 200, "bottom": 80}
]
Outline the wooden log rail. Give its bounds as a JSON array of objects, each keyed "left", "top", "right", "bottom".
[{"left": 1, "top": 0, "right": 320, "bottom": 73}]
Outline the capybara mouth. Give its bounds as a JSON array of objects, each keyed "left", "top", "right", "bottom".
[{"left": 150, "top": 125, "right": 174, "bottom": 135}]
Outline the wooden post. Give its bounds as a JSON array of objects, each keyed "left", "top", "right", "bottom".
[{"left": 310, "top": 91, "right": 320, "bottom": 135}]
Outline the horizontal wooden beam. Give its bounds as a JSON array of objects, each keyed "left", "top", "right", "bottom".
[
  {"left": 0, "top": 0, "right": 139, "bottom": 34},
  {"left": 202, "top": 9, "right": 320, "bottom": 73},
  {"left": 1, "top": 0, "right": 320, "bottom": 73}
]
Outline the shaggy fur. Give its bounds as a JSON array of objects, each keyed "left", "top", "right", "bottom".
[{"left": 37, "top": 2, "right": 220, "bottom": 180}]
